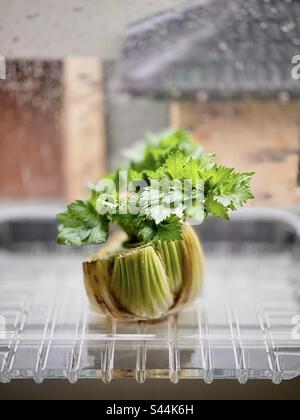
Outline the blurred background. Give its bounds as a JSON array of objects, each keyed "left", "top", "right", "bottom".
[
  {"left": 1, "top": 0, "right": 300, "bottom": 204},
  {"left": 0, "top": 0, "right": 300, "bottom": 400}
]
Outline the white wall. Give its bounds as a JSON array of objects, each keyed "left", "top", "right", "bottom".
[{"left": 0, "top": 0, "right": 185, "bottom": 59}]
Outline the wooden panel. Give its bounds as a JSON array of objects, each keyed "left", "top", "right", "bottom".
[
  {"left": 0, "top": 61, "right": 63, "bottom": 199},
  {"left": 63, "top": 58, "right": 106, "bottom": 201},
  {"left": 170, "top": 101, "right": 300, "bottom": 206}
]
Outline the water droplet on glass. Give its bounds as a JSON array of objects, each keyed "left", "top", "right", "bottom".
[
  {"left": 260, "top": 22, "right": 268, "bottom": 30},
  {"left": 235, "top": 61, "right": 245, "bottom": 71},
  {"left": 292, "top": 38, "right": 300, "bottom": 46},
  {"left": 26, "top": 13, "right": 40, "bottom": 20},
  {"left": 196, "top": 91, "right": 209, "bottom": 102},
  {"left": 281, "top": 22, "right": 296, "bottom": 33},
  {"left": 218, "top": 42, "right": 229, "bottom": 52},
  {"left": 278, "top": 91, "right": 290, "bottom": 103},
  {"left": 73, "top": 6, "right": 83, "bottom": 13},
  {"left": 170, "top": 88, "right": 182, "bottom": 99}
]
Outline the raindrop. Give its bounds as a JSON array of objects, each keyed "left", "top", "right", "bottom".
[
  {"left": 218, "top": 42, "right": 229, "bottom": 52},
  {"left": 260, "top": 22, "right": 268, "bottom": 30},
  {"left": 186, "top": 20, "right": 198, "bottom": 30},
  {"left": 278, "top": 91, "right": 290, "bottom": 104},
  {"left": 281, "top": 22, "right": 296, "bottom": 33},
  {"left": 170, "top": 88, "right": 182, "bottom": 99},
  {"left": 157, "top": 26, "right": 169, "bottom": 37},
  {"left": 186, "top": 11, "right": 200, "bottom": 21},
  {"left": 26, "top": 13, "right": 40, "bottom": 20},
  {"left": 196, "top": 91, "right": 209, "bottom": 103},
  {"left": 21, "top": 166, "right": 32, "bottom": 188},
  {"left": 235, "top": 61, "right": 245, "bottom": 71},
  {"left": 73, "top": 6, "right": 83, "bottom": 13},
  {"left": 41, "top": 143, "right": 51, "bottom": 160}
]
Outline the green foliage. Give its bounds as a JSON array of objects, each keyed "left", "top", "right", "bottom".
[
  {"left": 128, "top": 129, "right": 202, "bottom": 172},
  {"left": 57, "top": 130, "right": 254, "bottom": 246},
  {"left": 57, "top": 200, "right": 108, "bottom": 246}
]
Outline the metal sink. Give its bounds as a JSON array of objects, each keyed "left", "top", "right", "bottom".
[{"left": 0, "top": 205, "right": 299, "bottom": 384}]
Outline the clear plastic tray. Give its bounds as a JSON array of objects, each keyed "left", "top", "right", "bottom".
[{"left": 0, "top": 206, "right": 299, "bottom": 384}]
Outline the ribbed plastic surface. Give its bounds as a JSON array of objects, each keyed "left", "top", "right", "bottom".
[{"left": 0, "top": 208, "right": 299, "bottom": 384}]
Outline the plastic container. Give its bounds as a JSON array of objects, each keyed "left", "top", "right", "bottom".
[{"left": 0, "top": 206, "right": 299, "bottom": 384}]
